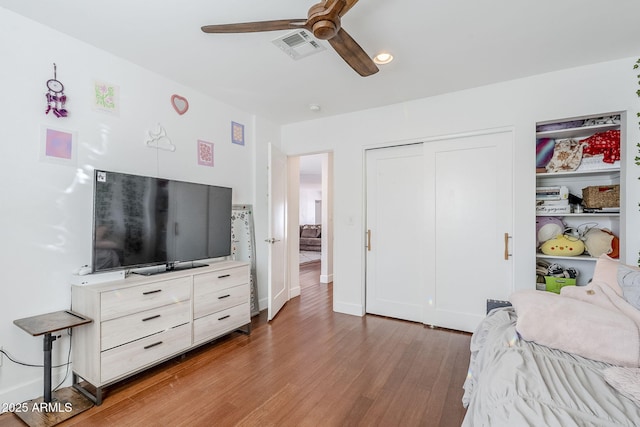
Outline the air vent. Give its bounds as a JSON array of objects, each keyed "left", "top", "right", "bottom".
[{"left": 272, "top": 29, "right": 326, "bottom": 60}]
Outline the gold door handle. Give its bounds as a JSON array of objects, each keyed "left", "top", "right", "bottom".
[
  {"left": 504, "top": 233, "right": 512, "bottom": 260},
  {"left": 367, "top": 229, "right": 372, "bottom": 251}
]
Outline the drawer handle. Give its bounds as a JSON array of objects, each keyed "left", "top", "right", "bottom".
[
  {"left": 218, "top": 315, "right": 230, "bottom": 321},
  {"left": 142, "top": 314, "right": 161, "bottom": 322},
  {"left": 218, "top": 294, "right": 231, "bottom": 300},
  {"left": 144, "top": 341, "right": 163, "bottom": 350},
  {"left": 142, "top": 289, "right": 162, "bottom": 295},
  {"left": 218, "top": 274, "right": 231, "bottom": 279}
]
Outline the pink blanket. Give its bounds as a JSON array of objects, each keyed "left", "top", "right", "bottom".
[{"left": 511, "top": 283, "right": 640, "bottom": 367}]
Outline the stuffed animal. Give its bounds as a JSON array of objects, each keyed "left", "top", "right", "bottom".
[
  {"left": 536, "top": 216, "right": 564, "bottom": 247},
  {"left": 540, "top": 235, "right": 585, "bottom": 256},
  {"left": 583, "top": 228, "right": 619, "bottom": 258}
]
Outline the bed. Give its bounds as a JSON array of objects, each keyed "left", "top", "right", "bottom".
[{"left": 462, "top": 255, "right": 640, "bottom": 426}]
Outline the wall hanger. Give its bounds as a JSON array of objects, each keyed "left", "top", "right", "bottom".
[{"left": 45, "top": 63, "right": 68, "bottom": 117}]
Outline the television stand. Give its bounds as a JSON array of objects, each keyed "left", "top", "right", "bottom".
[{"left": 71, "top": 260, "right": 250, "bottom": 405}]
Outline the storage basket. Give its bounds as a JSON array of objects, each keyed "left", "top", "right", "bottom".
[
  {"left": 544, "top": 276, "right": 576, "bottom": 294},
  {"left": 582, "top": 184, "right": 620, "bottom": 208}
]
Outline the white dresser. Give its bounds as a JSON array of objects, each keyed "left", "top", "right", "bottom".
[{"left": 71, "top": 260, "right": 250, "bottom": 404}]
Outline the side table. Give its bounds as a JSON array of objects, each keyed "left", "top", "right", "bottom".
[{"left": 13, "top": 310, "right": 93, "bottom": 426}]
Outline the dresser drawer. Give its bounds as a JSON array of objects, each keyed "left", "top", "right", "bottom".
[
  {"left": 101, "top": 301, "right": 191, "bottom": 351},
  {"left": 193, "top": 302, "right": 250, "bottom": 345},
  {"left": 101, "top": 277, "right": 191, "bottom": 321},
  {"left": 101, "top": 323, "right": 191, "bottom": 383},
  {"left": 194, "top": 283, "right": 249, "bottom": 320},
  {"left": 193, "top": 267, "right": 248, "bottom": 295}
]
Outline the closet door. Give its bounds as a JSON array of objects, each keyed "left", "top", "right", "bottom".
[
  {"left": 365, "top": 144, "right": 425, "bottom": 322},
  {"left": 423, "top": 130, "right": 513, "bottom": 332}
]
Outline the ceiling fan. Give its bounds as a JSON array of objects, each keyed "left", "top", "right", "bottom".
[{"left": 201, "top": 0, "right": 379, "bottom": 77}]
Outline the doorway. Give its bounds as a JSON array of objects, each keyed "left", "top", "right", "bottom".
[
  {"left": 291, "top": 152, "right": 333, "bottom": 297},
  {"left": 299, "top": 154, "right": 323, "bottom": 267}
]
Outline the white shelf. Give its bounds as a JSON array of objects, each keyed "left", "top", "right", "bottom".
[
  {"left": 536, "top": 123, "right": 619, "bottom": 139},
  {"left": 536, "top": 213, "right": 620, "bottom": 217},
  {"left": 535, "top": 168, "right": 620, "bottom": 179},
  {"left": 536, "top": 254, "right": 597, "bottom": 262}
]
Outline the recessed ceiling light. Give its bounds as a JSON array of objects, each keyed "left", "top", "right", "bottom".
[
  {"left": 309, "top": 104, "right": 321, "bottom": 112},
  {"left": 373, "top": 52, "right": 394, "bottom": 65}
]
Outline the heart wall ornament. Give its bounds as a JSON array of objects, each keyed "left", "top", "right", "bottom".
[{"left": 171, "top": 94, "right": 189, "bottom": 115}]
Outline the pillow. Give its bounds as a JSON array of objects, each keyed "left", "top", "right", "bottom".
[
  {"left": 536, "top": 138, "right": 556, "bottom": 168},
  {"left": 603, "top": 367, "right": 640, "bottom": 405},
  {"left": 545, "top": 139, "right": 585, "bottom": 172},
  {"left": 300, "top": 225, "right": 321, "bottom": 238},
  {"left": 618, "top": 264, "right": 640, "bottom": 310},
  {"left": 592, "top": 254, "right": 623, "bottom": 296},
  {"left": 583, "top": 228, "right": 615, "bottom": 258},
  {"left": 539, "top": 235, "right": 584, "bottom": 256}
]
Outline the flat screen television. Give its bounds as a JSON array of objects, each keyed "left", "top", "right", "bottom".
[{"left": 92, "top": 169, "right": 232, "bottom": 274}]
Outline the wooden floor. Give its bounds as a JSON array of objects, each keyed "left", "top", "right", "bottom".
[{"left": 1, "top": 262, "right": 470, "bottom": 426}]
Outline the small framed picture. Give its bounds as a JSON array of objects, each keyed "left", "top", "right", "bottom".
[
  {"left": 197, "top": 140, "right": 214, "bottom": 167},
  {"left": 93, "top": 80, "right": 120, "bottom": 115},
  {"left": 40, "top": 125, "right": 77, "bottom": 166},
  {"left": 231, "top": 121, "right": 244, "bottom": 146}
]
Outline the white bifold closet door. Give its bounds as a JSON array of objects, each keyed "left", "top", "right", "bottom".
[{"left": 365, "top": 130, "right": 513, "bottom": 332}]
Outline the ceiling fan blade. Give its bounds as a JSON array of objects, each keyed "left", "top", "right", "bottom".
[
  {"left": 201, "top": 19, "right": 307, "bottom": 34},
  {"left": 339, "top": 0, "right": 360, "bottom": 17},
  {"left": 328, "top": 27, "right": 378, "bottom": 77}
]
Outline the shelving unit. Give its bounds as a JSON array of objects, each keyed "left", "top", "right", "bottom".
[{"left": 535, "top": 112, "right": 624, "bottom": 288}]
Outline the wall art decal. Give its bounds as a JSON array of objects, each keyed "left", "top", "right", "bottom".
[
  {"left": 171, "top": 94, "right": 189, "bottom": 115},
  {"left": 40, "top": 125, "right": 77, "bottom": 165},
  {"left": 197, "top": 140, "right": 214, "bottom": 166},
  {"left": 231, "top": 121, "right": 244, "bottom": 146},
  {"left": 93, "top": 81, "right": 120, "bottom": 115}
]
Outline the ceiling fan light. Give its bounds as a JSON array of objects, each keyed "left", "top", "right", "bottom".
[{"left": 373, "top": 52, "right": 393, "bottom": 65}]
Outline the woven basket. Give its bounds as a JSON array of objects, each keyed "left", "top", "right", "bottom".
[{"left": 582, "top": 184, "right": 620, "bottom": 208}]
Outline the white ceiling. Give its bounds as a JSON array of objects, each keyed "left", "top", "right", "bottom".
[{"left": 2, "top": 0, "right": 640, "bottom": 125}]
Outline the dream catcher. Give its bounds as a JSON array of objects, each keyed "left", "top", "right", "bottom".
[{"left": 45, "top": 63, "right": 68, "bottom": 117}]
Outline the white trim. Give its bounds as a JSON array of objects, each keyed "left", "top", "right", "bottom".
[{"left": 333, "top": 301, "right": 364, "bottom": 317}]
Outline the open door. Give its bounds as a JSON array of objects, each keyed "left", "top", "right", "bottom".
[{"left": 267, "top": 143, "right": 288, "bottom": 321}]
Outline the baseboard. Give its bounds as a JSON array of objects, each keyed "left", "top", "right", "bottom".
[
  {"left": 333, "top": 301, "right": 364, "bottom": 317},
  {"left": 290, "top": 286, "right": 301, "bottom": 298},
  {"left": 320, "top": 273, "right": 333, "bottom": 284},
  {"left": 0, "top": 377, "right": 44, "bottom": 410}
]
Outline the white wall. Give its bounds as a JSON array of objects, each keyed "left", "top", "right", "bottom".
[
  {"left": 281, "top": 57, "right": 640, "bottom": 316},
  {"left": 0, "top": 9, "right": 278, "bottom": 405},
  {"left": 299, "top": 174, "right": 322, "bottom": 225}
]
